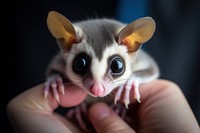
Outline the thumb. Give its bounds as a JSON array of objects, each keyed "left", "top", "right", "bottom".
[{"left": 89, "top": 103, "right": 135, "bottom": 133}]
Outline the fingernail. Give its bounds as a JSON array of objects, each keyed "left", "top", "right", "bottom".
[{"left": 90, "top": 103, "right": 111, "bottom": 121}]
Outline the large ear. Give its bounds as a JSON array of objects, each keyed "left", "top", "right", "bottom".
[
  {"left": 118, "top": 17, "right": 156, "bottom": 53},
  {"left": 47, "top": 11, "right": 77, "bottom": 50}
]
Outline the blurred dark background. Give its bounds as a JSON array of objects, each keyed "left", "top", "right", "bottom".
[{"left": 6, "top": 0, "right": 200, "bottom": 132}]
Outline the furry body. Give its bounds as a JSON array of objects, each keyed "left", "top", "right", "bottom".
[{"left": 44, "top": 11, "right": 159, "bottom": 108}]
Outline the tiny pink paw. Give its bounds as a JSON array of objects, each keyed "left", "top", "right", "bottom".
[
  {"left": 44, "top": 74, "right": 65, "bottom": 102},
  {"left": 115, "top": 78, "right": 141, "bottom": 109}
]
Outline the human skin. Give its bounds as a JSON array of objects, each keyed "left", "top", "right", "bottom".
[{"left": 7, "top": 80, "right": 200, "bottom": 133}]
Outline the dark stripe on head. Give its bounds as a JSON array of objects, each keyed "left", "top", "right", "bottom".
[{"left": 76, "top": 19, "right": 123, "bottom": 60}]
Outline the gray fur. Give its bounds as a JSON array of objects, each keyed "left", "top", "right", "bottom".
[
  {"left": 46, "top": 17, "right": 159, "bottom": 106},
  {"left": 75, "top": 19, "right": 124, "bottom": 60},
  {"left": 131, "top": 50, "right": 160, "bottom": 83}
]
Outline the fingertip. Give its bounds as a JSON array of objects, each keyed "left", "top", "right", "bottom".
[
  {"left": 59, "top": 85, "right": 87, "bottom": 107},
  {"left": 89, "top": 103, "right": 135, "bottom": 133},
  {"left": 89, "top": 103, "right": 111, "bottom": 121}
]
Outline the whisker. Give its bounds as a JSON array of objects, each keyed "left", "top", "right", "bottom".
[
  {"left": 105, "top": 70, "right": 113, "bottom": 80},
  {"left": 105, "top": 77, "right": 111, "bottom": 85},
  {"left": 112, "top": 78, "right": 129, "bottom": 83},
  {"left": 112, "top": 83, "right": 135, "bottom": 87}
]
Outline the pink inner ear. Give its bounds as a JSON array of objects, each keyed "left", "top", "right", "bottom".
[
  {"left": 121, "top": 38, "right": 130, "bottom": 45},
  {"left": 90, "top": 82, "right": 105, "bottom": 96},
  {"left": 70, "top": 36, "right": 78, "bottom": 44},
  {"left": 119, "top": 38, "right": 136, "bottom": 52}
]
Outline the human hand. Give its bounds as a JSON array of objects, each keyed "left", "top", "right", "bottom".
[
  {"left": 88, "top": 80, "right": 200, "bottom": 133},
  {"left": 7, "top": 84, "right": 87, "bottom": 133},
  {"left": 7, "top": 80, "right": 200, "bottom": 133}
]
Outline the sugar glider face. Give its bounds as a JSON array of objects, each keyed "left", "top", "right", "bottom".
[
  {"left": 66, "top": 41, "right": 132, "bottom": 97},
  {"left": 47, "top": 11, "right": 156, "bottom": 97}
]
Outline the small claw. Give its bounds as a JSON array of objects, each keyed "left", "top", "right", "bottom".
[
  {"left": 52, "top": 81, "right": 60, "bottom": 103},
  {"left": 137, "top": 97, "right": 141, "bottom": 103},
  {"left": 44, "top": 91, "right": 48, "bottom": 99},
  {"left": 124, "top": 99, "right": 130, "bottom": 109},
  {"left": 114, "top": 85, "right": 124, "bottom": 105},
  {"left": 114, "top": 96, "right": 120, "bottom": 105},
  {"left": 44, "top": 82, "right": 50, "bottom": 99},
  {"left": 124, "top": 84, "right": 132, "bottom": 109},
  {"left": 133, "top": 81, "right": 141, "bottom": 103},
  {"left": 55, "top": 95, "right": 60, "bottom": 103},
  {"left": 57, "top": 77, "right": 65, "bottom": 95},
  {"left": 60, "top": 85, "right": 65, "bottom": 95}
]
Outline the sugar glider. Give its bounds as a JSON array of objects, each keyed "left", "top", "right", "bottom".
[{"left": 44, "top": 11, "right": 159, "bottom": 109}]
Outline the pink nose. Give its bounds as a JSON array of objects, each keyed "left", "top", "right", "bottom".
[{"left": 90, "top": 83, "right": 105, "bottom": 96}]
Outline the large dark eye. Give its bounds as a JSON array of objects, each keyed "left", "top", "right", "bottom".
[
  {"left": 110, "top": 56, "right": 124, "bottom": 75},
  {"left": 73, "top": 53, "right": 90, "bottom": 74}
]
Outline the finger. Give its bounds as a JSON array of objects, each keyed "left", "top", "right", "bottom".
[
  {"left": 89, "top": 103, "right": 136, "bottom": 133},
  {"left": 59, "top": 85, "right": 87, "bottom": 107},
  {"left": 54, "top": 113, "right": 83, "bottom": 133},
  {"left": 131, "top": 80, "right": 200, "bottom": 133},
  {"left": 7, "top": 83, "right": 86, "bottom": 133},
  {"left": 8, "top": 84, "right": 87, "bottom": 112}
]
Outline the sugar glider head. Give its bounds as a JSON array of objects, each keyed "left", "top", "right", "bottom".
[{"left": 47, "top": 11, "right": 155, "bottom": 97}]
